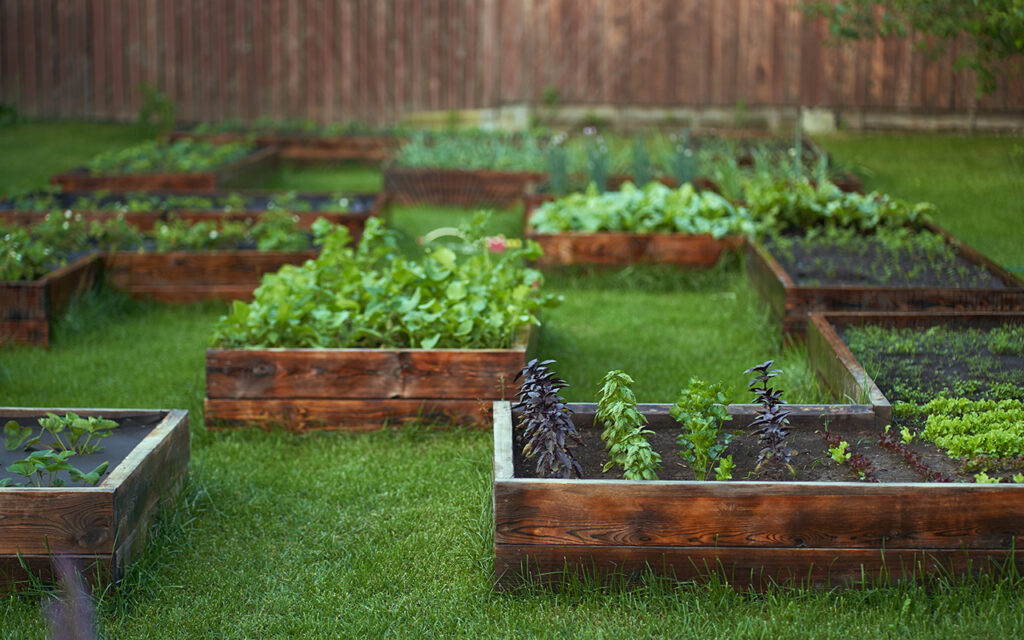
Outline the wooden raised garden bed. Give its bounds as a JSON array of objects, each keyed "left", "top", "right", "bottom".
[
  {"left": 0, "top": 254, "right": 101, "bottom": 348},
  {"left": 166, "top": 130, "right": 398, "bottom": 164},
  {"left": 102, "top": 249, "right": 318, "bottom": 303},
  {"left": 383, "top": 167, "right": 546, "bottom": 207},
  {"left": 205, "top": 326, "right": 535, "bottom": 431},
  {"left": 747, "top": 221, "right": 1024, "bottom": 335},
  {"left": 0, "top": 191, "right": 384, "bottom": 234},
  {"left": 493, "top": 400, "right": 1024, "bottom": 590},
  {"left": 523, "top": 196, "right": 744, "bottom": 267},
  {"left": 806, "top": 310, "right": 1024, "bottom": 426},
  {"left": 0, "top": 407, "right": 189, "bottom": 589},
  {"left": 49, "top": 146, "right": 280, "bottom": 192}
]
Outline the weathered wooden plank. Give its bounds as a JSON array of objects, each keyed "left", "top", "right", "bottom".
[
  {"left": 102, "top": 250, "right": 317, "bottom": 286},
  {"left": 206, "top": 349, "right": 405, "bottom": 399},
  {"left": 806, "top": 313, "right": 890, "bottom": 425},
  {"left": 0, "top": 555, "right": 113, "bottom": 591},
  {"left": 495, "top": 545, "right": 1024, "bottom": 590},
  {"left": 205, "top": 397, "right": 494, "bottom": 431},
  {"left": 400, "top": 349, "right": 526, "bottom": 398},
  {"left": 0, "top": 490, "right": 114, "bottom": 555}
]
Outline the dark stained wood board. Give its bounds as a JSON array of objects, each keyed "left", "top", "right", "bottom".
[
  {"left": 383, "top": 167, "right": 546, "bottom": 208},
  {"left": 205, "top": 326, "right": 533, "bottom": 431},
  {"left": 49, "top": 146, "right": 280, "bottom": 193},
  {"left": 0, "top": 408, "right": 189, "bottom": 590},
  {"left": 0, "top": 254, "right": 101, "bottom": 348},
  {"left": 492, "top": 401, "right": 1024, "bottom": 590},
  {"left": 746, "top": 221, "right": 1024, "bottom": 336}
]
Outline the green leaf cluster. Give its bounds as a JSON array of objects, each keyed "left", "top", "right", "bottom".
[
  {"left": 2, "top": 412, "right": 117, "bottom": 488},
  {"left": 4, "top": 188, "right": 354, "bottom": 214},
  {"left": 745, "top": 177, "right": 935, "bottom": 234},
  {"left": 192, "top": 117, "right": 404, "bottom": 137},
  {"left": 528, "top": 181, "right": 754, "bottom": 237},
  {"left": 919, "top": 397, "right": 1024, "bottom": 462},
  {"left": 596, "top": 370, "right": 661, "bottom": 480},
  {"left": 209, "top": 214, "right": 558, "bottom": 349},
  {"left": 671, "top": 377, "right": 736, "bottom": 481},
  {"left": 85, "top": 139, "right": 254, "bottom": 174}
]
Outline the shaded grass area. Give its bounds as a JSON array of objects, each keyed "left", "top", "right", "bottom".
[
  {"left": 0, "top": 121, "right": 152, "bottom": 195},
  {"left": 817, "top": 133, "right": 1024, "bottom": 270},
  {"left": 3, "top": 126, "right": 1024, "bottom": 637},
  {"left": 260, "top": 161, "right": 384, "bottom": 193}
]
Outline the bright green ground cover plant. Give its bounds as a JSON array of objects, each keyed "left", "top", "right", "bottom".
[
  {"left": 84, "top": 139, "right": 254, "bottom": 175},
  {"left": 392, "top": 131, "right": 546, "bottom": 171},
  {"left": 595, "top": 370, "right": 662, "bottom": 480},
  {"left": 192, "top": 117, "right": 406, "bottom": 137},
  {"left": 528, "top": 181, "right": 754, "bottom": 236},
  {"left": 209, "top": 214, "right": 558, "bottom": 349}
]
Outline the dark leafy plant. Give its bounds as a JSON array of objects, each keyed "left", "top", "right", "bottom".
[
  {"left": 745, "top": 360, "right": 793, "bottom": 475},
  {"left": 512, "top": 359, "right": 582, "bottom": 479},
  {"left": 671, "top": 377, "right": 738, "bottom": 481},
  {"left": 596, "top": 370, "right": 661, "bottom": 480}
]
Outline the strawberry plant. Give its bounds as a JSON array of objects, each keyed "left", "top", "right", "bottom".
[
  {"left": 596, "top": 370, "right": 661, "bottom": 480},
  {"left": 1, "top": 413, "right": 117, "bottom": 488},
  {"left": 512, "top": 359, "right": 582, "bottom": 479},
  {"left": 671, "top": 377, "right": 737, "bottom": 481}
]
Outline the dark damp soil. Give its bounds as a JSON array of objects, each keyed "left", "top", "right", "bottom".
[
  {"left": 763, "top": 233, "right": 1005, "bottom": 289},
  {"left": 838, "top": 322, "right": 1024, "bottom": 405},
  {"left": 0, "top": 190, "right": 376, "bottom": 213},
  {"left": 512, "top": 411, "right": 978, "bottom": 483},
  {"left": 0, "top": 412, "right": 166, "bottom": 487}
]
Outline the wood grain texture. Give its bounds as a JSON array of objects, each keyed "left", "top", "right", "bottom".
[
  {"left": 103, "top": 250, "right": 317, "bottom": 285},
  {"left": 205, "top": 397, "right": 496, "bottom": 431},
  {"left": 0, "top": 254, "right": 100, "bottom": 348}
]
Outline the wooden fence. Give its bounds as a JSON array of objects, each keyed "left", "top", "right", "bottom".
[{"left": 1, "top": 0, "right": 1022, "bottom": 124}]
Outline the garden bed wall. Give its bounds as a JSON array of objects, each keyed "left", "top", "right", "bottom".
[
  {"left": 0, "top": 254, "right": 101, "bottom": 348},
  {"left": 102, "top": 250, "right": 319, "bottom": 303},
  {"left": 746, "top": 221, "right": 1024, "bottom": 335},
  {"left": 522, "top": 196, "right": 744, "bottom": 267},
  {"left": 383, "top": 167, "right": 545, "bottom": 207},
  {"left": 493, "top": 400, "right": 1024, "bottom": 590},
  {"left": 0, "top": 408, "right": 189, "bottom": 589},
  {"left": 49, "top": 146, "right": 281, "bottom": 192},
  {"left": 205, "top": 326, "right": 535, "bottom": 431}
]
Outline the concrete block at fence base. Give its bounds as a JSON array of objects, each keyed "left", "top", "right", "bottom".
[{"left": 801, "top": 108, "right": 838, "bottom": 134}]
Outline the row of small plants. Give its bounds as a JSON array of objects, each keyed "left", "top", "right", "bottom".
[
  {"left": 1, "top": 187, "right": 356, "bottom": 214},
  {"left": 844, "top": 323, "right": 1024, "bottom": 482},
  {"left": 190, "top": 117, "right": 405, "bottom": 137},
  {"left": 84, "top": 139, "right": 255, "bottom": 175},
  {"left": 513, "top": 359, "right": 793, "bottom": 481},
  {"left": 2, "top": 413, "right": 116, "bottom": 487},
  {"left": 527, "top": 181, "right": 755, "bottom": 237},
  {"left": 1, "top": 210, "right": 319, "bottom": 281},
  {"left": 209, "top": 214, "right": 559, "bottom": 350}
]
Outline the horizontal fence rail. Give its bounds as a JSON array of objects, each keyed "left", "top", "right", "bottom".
[{"left": 1, "top": 0, "right": 1022, "bottom": 124}]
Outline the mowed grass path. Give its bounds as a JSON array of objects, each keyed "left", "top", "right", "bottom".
[{"left": 2, "top": 123, "right": 1024, "bottom": 638}]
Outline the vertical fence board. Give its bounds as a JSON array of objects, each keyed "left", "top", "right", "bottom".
[{"left": 2, "top": 0, "right": 1022, "bottom": 121}]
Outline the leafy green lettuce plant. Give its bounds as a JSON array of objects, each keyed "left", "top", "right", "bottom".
[
  {"left": 596, "top": 370, "right": 661, "bottom": 480},
  {"left": 86, "top": 140, "right": 254, "bottom": 175}
]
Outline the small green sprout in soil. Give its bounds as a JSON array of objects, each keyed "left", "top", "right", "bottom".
[{"left": 512, "top": 359, "right": 582, "bottom": 479}]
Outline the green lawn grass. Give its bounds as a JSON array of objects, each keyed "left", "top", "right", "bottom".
[{"left": 2, "top": 123, "right": 1024, "bottom": 639}]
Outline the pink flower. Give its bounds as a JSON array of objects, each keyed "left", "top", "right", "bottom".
[
  {"left": 486, "top": 236, "right": 507, "bottom": 253},
  {"left": 531, "top": 278, "right": 540, "bottom": 289}
]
